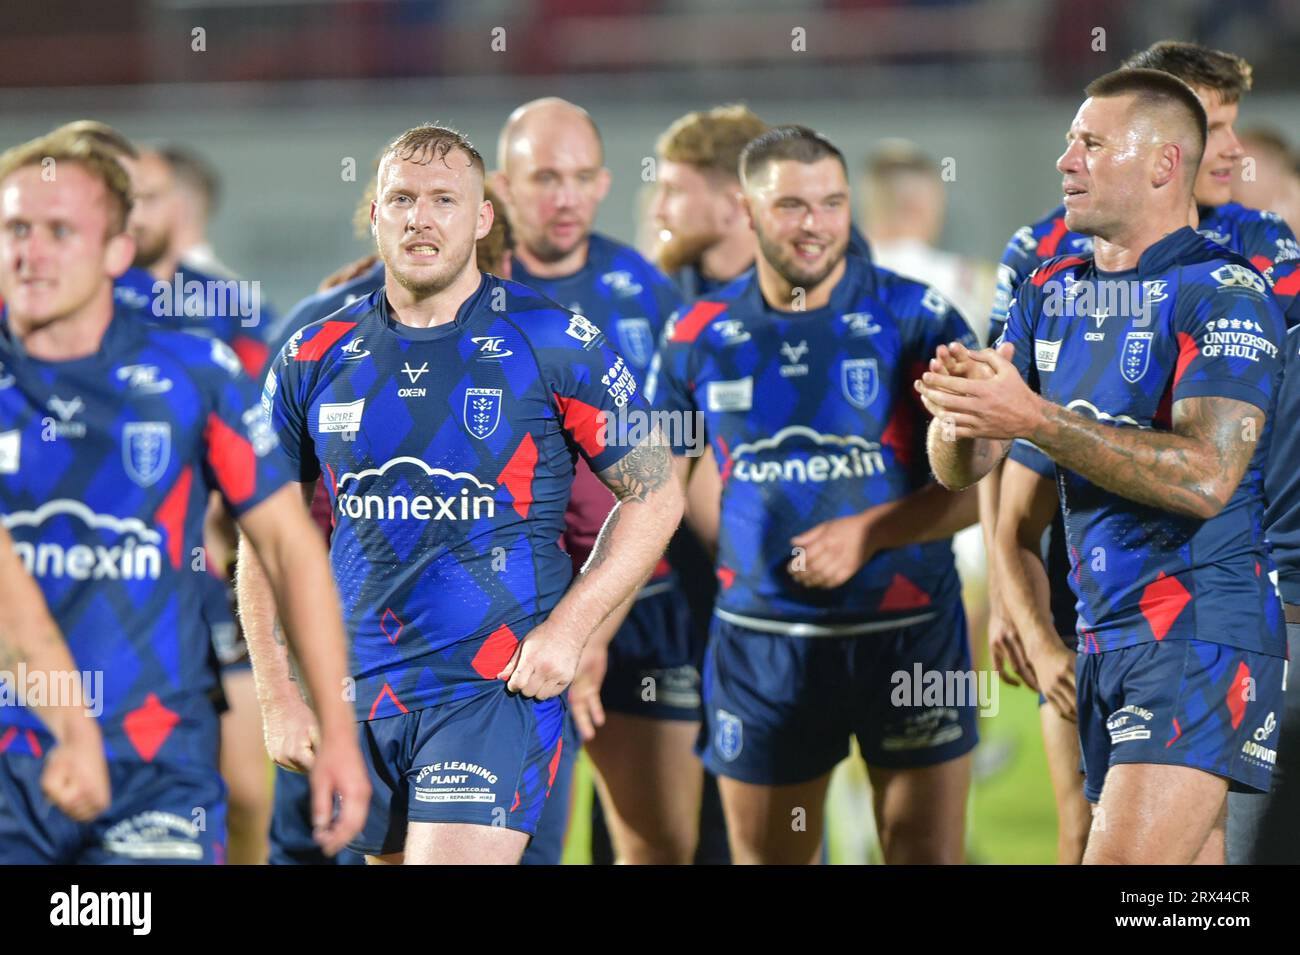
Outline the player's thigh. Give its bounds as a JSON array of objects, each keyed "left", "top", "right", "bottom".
[
  {"left": 1077, "top": 639, "right": 1283, "bottom": 863},
  {"left": 716, "top": 773, "right": 832, "bottom": 865},
  {"left": 404, "top": 821, "right": 531, "bottom": 865},
  {"left": 585, "top": 712, "right": 703, "bottom": 863},
  {"left": 1038, "top": 702, "right": 1090, "bottom": 864},
  {"left": 1084, "top": 762, "right": 1227, "bottom": 864},
  {"left": 865, "top": 758, "right": 971, "bottom": 865},
  {"left": 396, "top": 690, "right": 565, "bottom": 863}
]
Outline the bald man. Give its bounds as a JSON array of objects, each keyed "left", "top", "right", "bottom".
[{"left": 493, "top": 99, "right": 706, "bottom": 864}]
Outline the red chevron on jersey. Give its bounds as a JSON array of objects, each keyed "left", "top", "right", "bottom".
[
  {"left": 233, "top": 335, "right": 271, "bottom": 377},
  {"left": 471, "top": 624, "right": 520, "bottom": 680},
  {"left": 368, "top": 682, "right": 409, "bottom": 720},
  {"left": 879, "top": 573, "right": 932, "bottom": 612},
  {"left": 1140, "top": 572, "right": 1192, "bottom": 641},
  {"left": 554, "top": 392, "right": 607, "bottom": 459},
  {"left": 380, "top": 608, "right": 403, "bottom": 645},
  {"left": 1037, "top": 217, "right": 1069, "bottom": 257},
  {"left": 295, "top": 320, "right": 357, "bottom": 362},
  {"left": 205, "top": 412, "right": 256, "bottom": 505},
  {"left": 155, "top": 465, "right": 194, "bottom": 569},
  {"left": 671, "top": 301, "right": 728, "bottom": 343},
  {"left": 496, "top": 432, "right": 538, "bottom": 519},
  {"left": 1030, "top": 255, "right": 1086, "bottom": 287}
]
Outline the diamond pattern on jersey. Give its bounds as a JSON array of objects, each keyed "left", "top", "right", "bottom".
[
  {"left": 1139, "top": 572, "right": 1192, "bottom": 642},
  {"left": 471, "top": 624, "right": 520, "bottom": 680},
  {"left": 497, "top": 433, "right": 538, "bottom": 519},
  {"left": 123, "top": 693, "right": 180, "bottom": 762}
]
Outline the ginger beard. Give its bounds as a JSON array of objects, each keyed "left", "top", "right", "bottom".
[
  {"left": 373, "top": 151, "right": 485, "bottom": 299},
  {"left": 650, "top": 160, "right": 730, "bottom": 275}
]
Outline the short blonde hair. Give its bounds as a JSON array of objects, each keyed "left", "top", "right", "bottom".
[{"left": 0, "top": 132, "right": 133, "bottom": 235}]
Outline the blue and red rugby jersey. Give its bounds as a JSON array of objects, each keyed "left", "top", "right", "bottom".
[
  {"left": 991, "top": 201, "right": 1300, "bottom": 481},
  {"left": 512, "top": 232, "right": 682, "bottom": 578},
  {"left": 0, "top": 307, "right": 289, "bottom": 766},
  {"left": 114, "top": 265, "right": 277, "bottom": 377},
  {"left": 997, "top": 226, "right": 1287, "bottom": 656},
  {"left": 262, "top": 272, "right": 648, "bottom": 721},
  {"left": 649, "top": 253, "right": 979, "bottom": 629}
]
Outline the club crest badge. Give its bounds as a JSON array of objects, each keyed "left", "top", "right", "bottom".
[
  {"left": 464, "top": 388, "right": 503, "bottom": 440},
  {"left": 123, "top": 422, "right": 171, "bottom": 487},
  {"left": 1121, "top": 331, "right": 1153, "bottom": 384},
  {"left": 841, "top": 358, "right": 879, "bottom": 409},
  {"left": 616, "top": 318, "right": 654, "bottom": 367}
]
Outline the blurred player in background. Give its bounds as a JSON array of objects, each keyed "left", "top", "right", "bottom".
[
  {"left": 0, "top": 525, "right": 110, "bottom": 823},
  {"left": 492, "top": 97, "right": 700, "bottom": 864},
  {"left": 160, "top": 144, "right": 240, "bottom": 280},
  {"left": 1234, "top": 127, "right": 1300, "bottom": 237},
  {"left": 860, "top": 141, "right": 996, "bottom": 343},
  {"left": 986, "top": 40, "right": 1300, "bottom": 864},
  {"left": 0, "top": 131, "right": 367, "bottom": 863},
  {"left": 652, "top": 126, "right": 981, "bottom": 864},
  {"left": 928, "top": 69, "right": 1286, "bottom": 864},
  {"left": 263, "top": 181, "right": 515, "bottom": 867}
]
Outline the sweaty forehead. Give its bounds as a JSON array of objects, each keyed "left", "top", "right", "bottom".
[{"left": 378, "top": 151, "right": 480, "bottom": 193}]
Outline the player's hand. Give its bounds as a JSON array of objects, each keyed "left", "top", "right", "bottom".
[
  {"left": 1028, "top": 638, "right": 1077, "bottom": 721},
  {"left": 40, "top": 718, "right": 111, "bottom": 822},
  {"left": 262, "top": 690, "right": 320, "bottom": 773},
  {"left": 308, "top": 728, "right": 371, "bottom": 857},
  {"left": 929, "top": 340, "right": 997, "bottom": 381},
  {"left": 318, "top": 254, "right": 379, "bottom": 292},
  {"left": 569, "top": 640, "right": 608, "bottom": 742},
  {"left": 788, "top": 512, "right": 877, "bottom": 589},
  {"left": 916, "top": 343, "right": 1039, "bottom": 440},
  {"left": 498, "top": 620, "right": 584, "bottom": 700},
  {"left": 989, "top": 609, "right": 1037, "bottom": 691}
]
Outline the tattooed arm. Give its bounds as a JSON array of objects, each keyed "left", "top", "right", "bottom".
[
  {"left": 1028, "top": 395, "right": 1262, "bottom": 520},
  {"left": 919, "top": 346, "right": 1265, "bottom": 521},
  {"left": 498, "top": 430, "right": 685, "bottom": 700}
]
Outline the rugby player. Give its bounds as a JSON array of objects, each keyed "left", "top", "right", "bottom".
[
  {"left": 0, "top": 131, "right": 367, "bottom": 863},
  {"left": 922, "top": 69, "right": 1286, "bottom": 864},
  {"left": 159, "top": 145, "right": 238, "bottom": 280},
  {"left": 651, "top": 126, "right": 982, "bottom": 865},
  {"left": 262, "top": 184, "right": 517, "bottom": 868},
  {"left": 492, "top": 98, "right": 697, "bottom": 864},
  {"left": 986, "top": 41, "right": 1300, "bottom": 864},
  {"left": 0, "top": 524, "right": 110, "bottom": 823},
  {"left": 1234, "top": 127, "right": 1300, "bottom": 236},
  {"left": 240, "top": 123, "right": 682, "bottom": 865}
]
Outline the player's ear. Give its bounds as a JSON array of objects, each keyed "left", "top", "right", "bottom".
[
  {"left": 740, "top": 192, "right": 756, "bottom": 232},
  {"left": 1153, "top": 142, "right": 1180, "bottom": 188},
  {"left": 369, "top": 199, "right": 378, "bottom": 238},
  {"left": 595, "top": 167, "right": 612, "bottom": 202},
  {"left": 104, "top": 229, "right": 135, "bottom": 278},
  {"left": 476, "top": 196, "right": 494, "bottom": 242}
]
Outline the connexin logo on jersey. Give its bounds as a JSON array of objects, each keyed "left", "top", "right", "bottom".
[
  {"left": 730, "top": 426, "right": 886, "bottom": 484},
  {"left": 3, "top": 500, "right": 163, "bottom": 581},
  {"left": 334, "top": 457, "right": 496, "bottom": 522}
]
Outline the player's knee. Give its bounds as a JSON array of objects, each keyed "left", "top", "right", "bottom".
[{"left": 878, "top": 813, "right": 962, "bottom": 864}]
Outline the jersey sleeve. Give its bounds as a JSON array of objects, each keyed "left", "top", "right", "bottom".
[
  {"left": 200, "top": 342, "right": 292, "bottom": 517},
  {"left": 260, "top": 327, "right": 322, "bottom": 484},
  {"left": 537, "top": 312, "right": 651, "bottom": 474},
  {"left": 995, "top": 280, "right": 1040, "bottom": 391},
  {"left": 989, "top": 223, "right": 1047, "bottom": 345},
  {"left": 645, "top": 308, "right": 702, "bottom": 457},
  {"left": 1171, "top": 265, "right": 1286, "bottom": 413}
]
